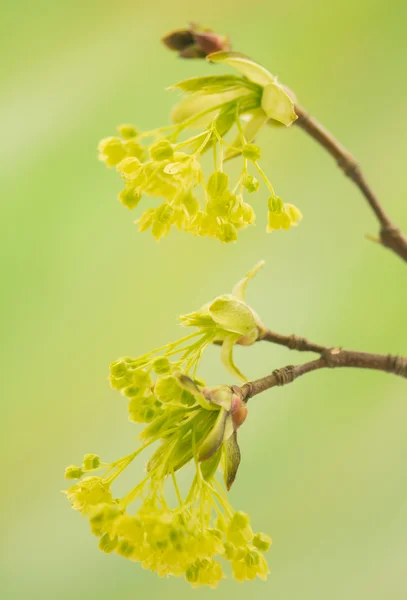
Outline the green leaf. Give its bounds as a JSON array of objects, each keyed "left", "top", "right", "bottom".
[
  {"left": 223, "top": 431, "right": 241, "bottom": 490},
  {"left": 169, "top": 74, "right": 255, "bottom": 94},
  {"left": 261, "top": 82, "right": 297, "bottom": 126},
  {"left": 221, "top": 333, "right": 247, "bottom": 382},
  {"left": 198, "top": 408, "right": 228, "bottom": 461},
  {"left": 207, "top": 51, "right": 276, "bottom": 87},
  {"left": 201, "top": 446, "right": 222, "bottom": 480},
  {"left": 232, "top": 260, "right": 265, "bottom": 301},
  {"left": 209, "top": 295, "right": 257, "bottom": 336},
  {"left": 171, "top": 89, "right": 253, "bottom": 126}
]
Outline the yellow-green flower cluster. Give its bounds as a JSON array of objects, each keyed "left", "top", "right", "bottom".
[
  {"left": 63, "top": 264, "right": 273, "bottom": 587},
  {"left": 64, "top": 377, "right": 271, "bottom": 587},
  {"left": 98, "top": 53, "right": 302, "bottom": 242},
  {"left": 108, "top": 262, "right": 265, "bottom": 417}
]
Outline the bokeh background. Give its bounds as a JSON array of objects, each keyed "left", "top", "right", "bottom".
[{"left": 2, "top": 0, "right": 407, "bottom": 598}]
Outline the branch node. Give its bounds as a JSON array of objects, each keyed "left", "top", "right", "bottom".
[
  {"left": 272, "top": 365, "right": 295, "bottom": 386},
  {"left": 321, "top": 347, "right": 342, "bottom": 367},
  {"left": 288, "top": 334, "right": 308, "bottom": 350},
  {"left": 337, "top": 156, "right": 360, "bottom": 179},
  {"left": 387, "top": 354, "right": 407, "bottom": 377}
]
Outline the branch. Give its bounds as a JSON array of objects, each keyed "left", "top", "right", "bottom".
[
  {"left": 293, "top": 105, "right": 407, "bottom": 263},
  {"left": 239, "top": 346, "right": 407, "bottom": 402}
]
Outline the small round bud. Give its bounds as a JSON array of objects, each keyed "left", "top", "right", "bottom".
[
  {"left": 152, "top": 356, "right": 171, "bottom": 374},
  {"left": 82, "top": 453, "right": 100, "bottom": 471},
  {"left": 64, "top": 465, "right": 83, "bottom": 479},
  {"left": 116, "top": 156, "right": 142, "bottom": 180},
  {"left": 242, "top": 174, "right": 260, "bottom": 193},
  {"left": 117, "top": 124, "right": 138, "bottom": 139},
  {"left": 253, "top": 532, "right": 272, "bottom": 552},
  {"left": 207, "top": 171, "right": 229, "bottom": 197},
  {"left": 99, "top": 533, "right": 118, "bottom": 553},
  {"left": 231, "top": 511, "right": 250, "bottom": 529},
  {"left": 150, "top": 140, "right": 174, "bottom": 161},
  {"left": 119, "top": 187, "right": 141, "bottom": 210},
  {"left": 268, "top": 196, "right": 283, "bottom": 212},
  {"left": 110, "top": 360, "right": 127, "bottom": 377},
  {"left": 242, "top": 144, "right": 261, "bottom": 161},
  {"left": 98, "top": 137, "right": 126, "bottom": 167}
]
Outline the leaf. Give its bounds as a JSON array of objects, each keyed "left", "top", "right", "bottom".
[
  {"left": 225, "top": 109, "right": 268, "bottom": 160},
  {"left": 207, "top": 51, "right": 276, "bottom": 87},
  {"left": 223, "top": 431, "right": 241, "bottom": 490},
  {"left": 198, "top": 408, "right": 228, "bottom": 461},
  {"left": 261, "top": 82, "right": 297, "bottom": 126},
  {"left": 209, "top": 295, "right": 257, "bottom": 336},
  {"left": 201, "top": 446, "right": 222, "bottom": 480},
  {"left": 221, "top": 333, "right": 247, "bottom": 382},
  {"left": 171, "top": 89, "right": 253, "bottom": 126},
  {"left": 169, "top": 74, "right": 254, "bottom": 94},
  {"left": 232, "top": 260, "right": 265, "bottom": 301}
]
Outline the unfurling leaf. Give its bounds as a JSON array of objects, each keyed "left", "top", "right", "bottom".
[{"left": 224, "top": 431, "right": 241, "bottom": 490}]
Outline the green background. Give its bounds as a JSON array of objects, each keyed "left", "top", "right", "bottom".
[{"left": 2, "top": 0, "right": 407, "bottom": 598}]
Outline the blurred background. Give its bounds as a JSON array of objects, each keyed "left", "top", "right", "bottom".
[{"left": 2, "top": 0, "right": 407, "bottom": 598}]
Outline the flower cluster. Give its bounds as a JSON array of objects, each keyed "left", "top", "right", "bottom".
[
  {"left": 99, "top": 52, "right": 302, "bottom": 242},
  {"left": 64, "top": 379, "right": 271, "bottom": 587},
  {"left": 63, "top": 263, "right": 272, "bottom": 586}
]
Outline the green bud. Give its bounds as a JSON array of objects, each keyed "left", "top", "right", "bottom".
[
  {"left": 207, "top": 171, "right": 229, "bottom": 197},
  {"left": 185, "top": 563, "right": 199, "bottom": 583},
  {"left": 150, "top": 139, "right": 174, "bottom": 161},
  {"left": 269, "top": 196, "right": 283, "bottom": 212},
  {"left": 82, "top": 453, "right": 100, "bottom": 471},
  {"left": 218, "top": 222, "right": 237, "bottom": 243},
  {"left": 64, "top": 465, "right": 84, "bottom": 479},
  {"left": 119, "top": 187, "right": 141, "bottom": 210},
  {"left": 245, "top": 550, "right": 261, "bottom": 566},
  {"left": 98, "top": 137, "right": 126, "bottom": 167},
  {"left": 253, "top": 532, "right": 272, "bottom": 552},
  {"left": 99, "top": 533, "right": 118, "bottom": 553},
  {"left": 116, "top": 157, "right": 142, "bottom": 180},
  {"left": 110, "top": 360, "right": 127, "bottom": 377},
  {"left": 231, "top": 511, "right": 250, "bottom": 530},
  {"left": 152, "top": 356, "right": 171, "bottom": 374},
  {"left": 117, "top": 124, "right": 138, "bottom": 139},
  {"left": 242, "top": 144, "right": 261, "bottom": 161},
  {"left": 242, "top": 173, "right": 260, "bottom": 193}
]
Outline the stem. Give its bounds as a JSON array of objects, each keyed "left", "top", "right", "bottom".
[
  {"left": 239, "top": 347, "right": 407, "bottom": 402},
  {"left": 293, "top": 105, "right": 407, "bottom": 263}
]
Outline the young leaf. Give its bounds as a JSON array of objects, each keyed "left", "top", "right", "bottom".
[
  {"left": 207, "top": 51, "right": 276, "bottom": 87},
  {"left": 224, "top": 431, "right": 241, "bottom": 490}
]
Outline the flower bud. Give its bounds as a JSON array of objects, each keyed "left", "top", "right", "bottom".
[
  {"left": 117, "top": 124, "right": 138, "bottom": 139},
  {"left": 150, "top": 139, "right": 174, "bottom": 161},
  {"left": 253, "top": 532, "right": 272, "bottom": 552},
  {"left": 116, "top": 157, "right": 142, "bottom": 180},
  {"left": 82, "top": 453, "right": 100, "bottom": 471},
  {"left": 152, "top": 356, "right": 171, "bottom": 374},
  {"left": 242, "top": 144, "right": 261, "bottom": 162},
  {"left": 242, "top": 174, "right": 260, "bottom": 193},
  {"left": 64, "top": 465, "right": 83, "bottom": 480},
  {"left": 119, "top": 187, "right": 141, "bottom": 210},
  {"left": 99, "top": 533, "right": 118, "bottom": 553},
  {"left": 207, "top": 171, "right": 229, "bottom": 197},
  {"left": 98, "top": 137, "right": 126, "bottom": 167}
]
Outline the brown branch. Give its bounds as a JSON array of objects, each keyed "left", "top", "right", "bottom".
[
  {"left": 239, "top": 346, "right": 407, "bottom": 402},
  {"left": 293, "top": 104, "right": 407, "bottom": 263}
]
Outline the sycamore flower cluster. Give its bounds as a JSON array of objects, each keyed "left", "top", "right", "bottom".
[
  {"left": 98, "top": 52, "right": 302, "bottom": 242},
  {"left": 64, "top": 264, "right": 271, "bottom": 587}
]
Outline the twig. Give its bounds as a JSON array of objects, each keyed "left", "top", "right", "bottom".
[
  {"left": 293, "top": 105, "right": 407, "bottom": 263},
  {"left": 239, "top": 346, "right": 407, "bottom": 402}
]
